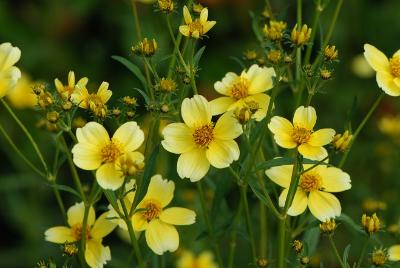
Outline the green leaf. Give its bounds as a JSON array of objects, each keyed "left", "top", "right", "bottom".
[
  {"left": 249, "top": 11, "right": 263, "bottom": 43},
  {"left": 193, "top": 46, "right": 206, "bottom": 66},
  {"left": 112, "top": 55, "right": 148, "bottom": 90},
  {"left": 133, "top": 87, "right": 150, "bottom": 105},
  {"left": 342, "top": 244, "right": 351, "bottom": 268},
  {"left": 303, "top": 226, "right": 320, "bottom": 255},
  {"left": 338, "top": 213, "right": 365, "bottom": 235},
  {"left": 229, "top": 56, "right": 246, "bottom": 69},
  {"left": 47, "top": 183, "right": 81, "bottom": 199},
  {"left": 247, "top": 175, "right": 271, "bottom": 208},
  {"left": 255, "top": 157, "right": 295, "bottom": 170}
]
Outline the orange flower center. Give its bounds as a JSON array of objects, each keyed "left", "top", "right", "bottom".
[
  {"left": 142, "top": 200, "right": 162, "bottom": 222},
  {"left": 101, "top": 141, "right": 121, "bottom": 163},
  {"left": 390, "top": 56, "right": 400, "bottom": 77},
  {"left": 188, "top": 20, "right": 204, "bottom": 35},
  {"left": 299, "top": 172, "right": 322, "bottom": 192},
  {"left": 193, "top": 123, "right": 214, "bottom": 147},
  {"left": 230, "top": 77, "right": 249, "bottom": 100},
  {"left": 291, "top": 127, "right": 312, "bottom": 144},
  {"left": 71, "top": 224, "right": 91, "bottom": 241}
]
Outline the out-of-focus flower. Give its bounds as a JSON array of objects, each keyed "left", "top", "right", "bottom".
[
  {"left": 158, "top": 0, "right": 174, "bottom": 12},
  {"left": 71, "top": 121, "right": 144, "bottom": 190},
  {"left": 179, "top": 6, "right": 216, "bottom": 39},
  {"left": 176, "top": 250, "right": 218, "bottom": 268},
  {"left": 364, "top": 44, "right": 400, "bottom": 96},
  {"left": 6, "top": 73, "right": 37, "bottom": 108},
  {"left": 263, "top": 20, "right": 287, "bottom": 41},
  {"left": 161, "top": 95, "right": 243, "bottom": 181},
  {"left": 45, "top": 202, "right": 116, "bottom": 268},
  {"left": 351, "top": 54, "right": 374, "bottom": 78},
  {"left": 362, "top": 198, "right": 387, "bottom": 212},
  {"left": 389, "top": 245, "right": 400, "bottom": 261},
  {"left": 291, "top": 24, "right": 311, "bottom": 46},
  {"left": 378, "top": 115, "right": 400, "bottom": 138},
  {"left": 243, "top": 50, "right": 257, "bottom": 61},
  {"left": 55, "top": 71, "right": 88, "bottom": 100},
  {"left": 210, "top": 64, "right": 275, "bottom": 122},
  {"left": 267, "top": 50, "right": 282, "bottom": 64},
  {"left": 132, "top": 175, "right": 196, "bottom": 255},
  {"left": 0, "top": 42, "right": 21, "bottom": 98},
  {"left": 372, "top": 249, "right": 388, "bottom": 267}
]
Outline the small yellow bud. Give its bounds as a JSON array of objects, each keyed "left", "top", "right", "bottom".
[
  {"left": 263, "top": 20, "right": 287, "bottom": 41},
  {"left": 371, "top": 249, "right": 388, "bottom": 267},
  {"left": 324, "top": 45, "right": 339, "bottom": 61},
  {"left": 91, "top": 104, "right": 107, "bottom": 118},
  {"left": 192, "top": 3, "right": 204, "bottom": 13},
  {"left": 38, "top": 91, "right": 54, "bottom": 109},
  {"left": 112, "top": 108, "right": 121, "bottom": 117},
  {"left": 267, "top": 50, "right": 282, "bottom": 64},
  {"left": 63, "top": 242, "right": 78, "bottom": 257},
  {"left": 320, "top": 219, "right": 337, "bottom": 234},
  {"left": 46, "top": 111, "right": 60, "bottom": 123},
  {"left": 332, "top": 130, "right": 353, "bottom": 152},
  {"left": 182, "top": 75, "right": 191, "bottom": 84},
  {"left": 320, "top": 69, "right": 332, "bottom": 80},
  {"left": 158, "top": 0, "right": 174, "bottom": 12},
  {"left": 72, "top": 117, "right": 87, "bottom": 128},
  {"left": 122, "top": 96, "right": 137, "bottom": 106},
  {"left": 126, "top": 111, "right": 135, "bottom": 118},
  {"left": 300, "top": 256, "right": 310, "bottom": 265},
  {"left": 118, "top": 154, "right": 145, "bottom": 176},
  {"left": 257, "top": 258, "right": 269, "bottom": 267},
  {"left": 159, "top": 78, "right": 177, "bottom": 93},
  {"left": 161, "top": 104, "right": 170, "bottom": 113},
  {"left": 62, "top": 101, "right": 73, "bottom": 111},
  {"left": 361, "top": 213, "right": 381, "bottom": 234},
  {"left": 235, "top": 107, "right": 252, "bottom": 124},
  {"left": 132, "top": 38, "right": 158, "bottom": 57},
  {"left": 32, "top": 83, "right": 45, "bottom": 95},
  {"left": 292, "top": 240, "right": 304, "bottom": 254},
  {"left": 243, "top": 50, "right": 258, "bottom": 61},
  {"left": 36, "top": 260, "right": 48, "bottom": 268},
  {"left": 284, "top": 55, "right": 293, "bottom": 64},
  {"left": 291, "top": 24, "right": 312, "bottom": 46}
]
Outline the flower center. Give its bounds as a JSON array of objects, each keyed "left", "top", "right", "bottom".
[
  {"left": 230, "top": 77, "right": 249, "bottom": 100},
  {"left": 299, "top": 172, "right": 322, "bottom": 192},
  {"left": 142, "top": 200, "right": 162, "bottom": 222},
  {"left": 291, "top": 127, "right": 312, "bottom": 144},
  {"left": 193, "top": 123, "right": 214, "bottom": 147},
  {"left": 71, "top": 224, "right": 91, "bottom": 241},
  {"left": 101, "top": 141, "right": 121, "bottom": 163},
  {"left": 188, "top": 20, "right": 204, "bottom": 35},
  {"left": 390, "top": 56, "right": 400, "bottom": 77}
]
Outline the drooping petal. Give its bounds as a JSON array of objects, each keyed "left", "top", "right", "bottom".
[
  {"left": 265, "top": 164, "right": 294, "bottom": 188},
  {"left": 183, "top": 6, "right": 192, "bottom": 24},
  {"left": 85, "top": 239, "right": 111, "bottom": 268},
  {"left": 214, "top": 72, "right": 238, "bottom": 96},
  {"left": 268, "top": 116, "right": 296, "bottom": 148},
  {"left": 112, "top": 121, "right": 144, "bottom": 152},
  {"left": 160, "top": 207, "right": 196, "bottom": 225},
  {"left": 245, "top": 93, "right": 271, "bottom": 121},
  {"left": 54, "top": 78, "right": 64, "bottom": 93},
  {"left": 308, "top": 128, "right": 336, "bottom": 146},
  {"left": 389, "top": 245, "right": 400, "bottom": 261},
  {"left": 177, "top": 148, "right": 210, "bottom": 182},
  {"left": 209, "top": 96, "right": 236, "bottom": 115},
  {"left": 213, "top": 111, "right": 243, "bottom": 140},
  {"left": 67, "top": 202, "right": 96, "bottom": 227},
  {"left": 278, "top": 189, "right": 308, "bottom": 216},
  {"left": 161, "top": 123, "right": 195, "bottom": 154},
  {"left": 71, "top": 142, "right": 102, "bottom": 170},
  {"left": 96, "top": 163, "right": 124, "bottom": 190},
  {"left": 145, "top": 174, "right": 175, "bottom": 207},
  {"left": 376, "top": 71, "right": 400, "bottom": 96},
  {"left": 181, "top": 95, "right": 212, "bottom": 128},
  {"left": 308, "top": 191, "right": 341, "bottom": 221},
  {"left": 45, "top": 226, "right": 76, "bottom": 243},
  {"left": 91, "top": 212, "right": 117, "bottom": 239},
  {"left": 363, "top": 44, "right": 390, "bottom": 73},
  {"left": 246, "top": 65, "right": 276, "bottom": 94},
  {"left": 145, "top": 219, "right": 179, "bottom": 255},
  {"left": 293, "top": 106, "right": 317, "bottom": 130},
  {"left": 206, "top": 139, "right": 240, "bottom": 168},
  {"left": 320, "top": 167, "right": 351, "bottom": 192},
  {"left": 0, "top": 43, "right": 21, "bottom": 71},
  {"left": 71, "top": 85, "right": 90, "bottom": 108},
  {"left": 298, "top": 144, "right": 327, "bottom": 160}
]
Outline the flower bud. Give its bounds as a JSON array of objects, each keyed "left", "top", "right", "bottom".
[
  {"left": 332, "top": 130, "right": 353, "bottom": 152},
  {"left": 320, "top": 218, "right": 337, "bottom": 234},
  {"left": 267, "top": 50, "right": 282, "bottom": 64},
  {"left": 243, "top": 50, "right": 257, "bottom": 61},
  {"left": 320, "top": 69, "right": 332, "bottom": 80},
  {"left": 361, "top": 213, "right": 381, "bottom": 234},
  {"left": 159, "top": 78, "right": 177, "bottom": 93},
  {"left": 158, "top": 0, "right": 174, "bottom": 12},
  {"left": 63, "top": 242, "right": 78, "bottom": 257},
  {"left": 324, "top": 45, "right": 339, "bottom": 61},
  {"left": 46, "top": 111, "right": 60, "bottom": 123},
  {"left": 371, "top": 249, "right": 388, "bottom": 267},
  {"left": 257, "top": 258, "right": 269, "bottom": 267},
  {"left": 132, "top": 38, "right": 158, "bottom": 57},
  {"left": 263, "top": 20, "right": 287, "bottom": 41},
  {"left": 291, "top": 24, "right": 312, "bottom": 46},
  {"left": 292, "top": 240, "right": 303, "bottom": 254}
]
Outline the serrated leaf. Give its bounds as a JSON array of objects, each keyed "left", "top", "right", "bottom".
[{"left": 112, "top": 55, "right": 148, "bottom": 90}]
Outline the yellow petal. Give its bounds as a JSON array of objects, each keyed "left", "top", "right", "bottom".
[
  {"left": 72, "top": 142, "right": 102, "bottom": 170},
  {"left": 320, "top": 167, "right": 351, "bottom": 192},
  {"left": 145, "top": 174, "right": 175, "bottom": 207},
  {"left": 192, "top": 31, "right": 200, "bottom": 39},
  {"left": 377, "top": 71, "right": 400, "bottom": 96},
  {"left": 0, "top": 42, "right": 21, "bottom": 71},
  {"left": 246, "top": 65, "right": 276, "bottom": 94},
  {"left": 161, "top": 123, "right": 195, "bottom": 154},
  {"left": 67, "top": 202, "right": 96, "bottom": 227},
  {"left": 181, "top": 95, "right": 211, "bottom": 128},
  {"left": 206, "top": 139, "right": 239, "bottom": 168},
  {"left": 145, "top": 219, "right": 179, "bottom": 255},
  {"left": 45, "top": 226, "right": 76, "bottom": 243},
  {"left": 96, "top": 163, "right": 124, "bottom": 190},
  {"left": 298, "top": 144, "right": 327, "bottom": 160},
  {"left": 54, "top": 78, "right": 64, "bottom": 93},
  {"left": 245, "top": 93, "right": 271, "bottom": 121},
  {"left": 112, "top": 121, "right": 144, "bottom": 152},
  {"left": 268, "top": 116, "right": 296, "bottom": 148},
  {"left": 176, "top": 250, "right": 195, "bottom": 268},
  {"left": 97, "top": 81, "right": 112, "bottom": 103},
  {"left": 293, "top": 106, "right": 317, "bottom": 130},
  {"left": 68, "top": 71, "right": 75, "bottom": 88},
  {"left": 6, "top": 73, "right": 37, "bottom": 109},
  {"left": 213, "top": 111, "right": 243, "bottom": 140},
  {"left": 160, "top": 207, "right": 196, "bottom": 225},
  {"left": 132, "top": 210, "right": 149, "bottom": 231},
  {"left": 209, "top": 96, "right": 236, "bottom": 116},
  {"left": 177, "top": 148, "right": 210, "bottom": 182},
  {"left": 76, "top": 122, "right": 110, "bottom": 147},
  {"left": 363, "top": 44, "right": 390, "bottom": 73},
  {"left": 394, "top": 77, "right": 400, "bottom": 88},
  {"left": 85, "top": 239, "right": 111, "bottom": 268},
  {"left": 214, "top": 72, "right": 238, "bottom": 96},
  {"left": 198, "top": 251, "right": 218, "bottom": 268},
  {"left": 91, "top": 212, "right": 117, "bottom": 239},
  {"left": 179, "top": 25, "right": 190, "bottom": 37},
  {"left": 308, "top": 128, "right": 335, "bottom": 146},
  {"left": 389, "top": 245, "right": 400, "bottom": 261},
  {"left": 0, "top": 66, "right": 21, "bottom": 97},
  {"left": 183, "top": 6, "right": 192, "bottom": 24},
  {"left": 265, "top": 164, "right": 294, "bottom": 188},
  {"left": 308, "top": 191, "right": 341, "bottom": 221},
  {"left": 203, "top": 21, "right": 216, "bottom": 34},
  {"left": 200, "top": 8, "right": 208, "bottom": 23},
  {"left": 278, "top": 189, "right": 308, "bottom": 216},
  {"left": 71, "top": 85, "right": 90, "bottom": 108}
]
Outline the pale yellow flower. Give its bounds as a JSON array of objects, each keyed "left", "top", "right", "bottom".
[
  {"left": 265, "top": 162, "right": 351, "bottom": 221},
  {"left": 177, "top": 250, "right": 218, "bottom": 268},
  {"left": 70, "top": 80, "right": 112, "bottom": 114},
  {"left": 210, "top": 64, "right": 276, "bottom": 121},
  {"left": 364, "top": 44, "right": 400, "bottom": 96},
  {"left": 179, "top": 6, "right": 216, "bottom": 39},
  {"left": 72, "top": 121, "right": 145, "bottom": 190},
  {"left": 55, "top": 71, "right": 88, "bottom": 100},
  {"left": 268, "top": 106, "right": 335, "bottom": 159},
  {"left": 161, "top": 95, "right": 243, "bottom": 181},
  {"left": 6, "top": 73, "right": 37, "bottom": 109},
  {"left": 389, "top": 245, "right": 400, "bottom": 261},
  {"left": 45, "top": 202, "right": 116, "bottom": 268},
  {"left": 351, "top": 54, "right": 374, "bottom": 78},
  {"left": 132, "top": 175, "right": 196, "bottom": 255},
  {"left": 0, "top": 42, "right": 21, "bottom": 98}
]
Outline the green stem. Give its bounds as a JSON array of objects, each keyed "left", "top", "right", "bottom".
[
  {"left": 277, "top": 218, "right": 287, "bottom": 268},
  {"left": 80, "top": 203, "right": 90, "bottom": 264},
  {"left": 339, "top": 92, "right": 384, "bottom": 168},
  {"left": 259, "top": 197, "right": 267, "bottom": 258},
  {"left": 355, "top": 237, "right": 370, "bottom": 268},
  {"left": 328, "top": 235, "right": 346, "bottom": 268},
  {"left": 304, "top": 0, "right": 322, "bottom": 65},
  {"left": 196, "top": 181, "right": 224, "bottom": 268},
  {"left": 240, "top": 185, "right": 257, "bottom": 264},
  {"left": 1, "top": 99, "right": 48, "bottom": 173},
  {"left": 166, "top": 15, "right": 190, "bottom": 75},
  {"left": 51, "top": 181, "right": 67, "bottom": 223},
  {"left": 189, "top": 39, "right": 198, "bottom": 95},
  {"left": 227, "top": 198, "right": 243, "bottom": 268}
]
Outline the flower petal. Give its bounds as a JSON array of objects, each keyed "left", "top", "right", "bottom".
[
  {"left": 0, "top": 43, "right": 21, "bottom": 71},
  {"left": 206, "top": 139, "right": 240, "bottom": 168},
  {"left": 0, "top": 66, "right": 21, "bottom": 97},
  {"left": 308, "top": 128, "right": 335, "bottom": 146},
  {"left": 363, "top": 44, "right": 390, "bottom": 73},
  {"left": 72, "top": 142, "right": 102, "bottom": 170},
  {"left": 203, "top": 21, "right": 216, "bottom": 34},
  {"left": 389, "top": 245, "right": 400, "bottom": 261},
  {"left": 97, "top": 82, "right": 112, "bottom": 103},
  {"left": 209, "top": 96, "right": 236, "bottom": 116},
  {"left": 132, "top": 211, "right": 149, "bottom": 231},
  {"left": 85, "top": 239, "right": 111, "bottom": 268},
  {"left": 376, "top": 71, "right": 400, "bottom": 96},
  {"left": 213, "top": 111, "right": 243, "bottom": 140},
  {"left": 245, "top": 93, "right": 271, "bottom": 121},
  {"left": 293, "top": 106, "right": 317, "bottom": 130},
  {"left": 45, "top": 226, "right": 76, "bottom": 243},
  {"left": 144, "top": 174, "right": 175, "bottom": 207},
  {"left": 268, "top": 116, "right": 296, "bottom": 148},
  {"left": 265, "top": 164, "right": 294, "bottom": 188},
  {"left": 179, "top": 25, "right": 190, "bottom": 37},
  {"left": 214, "top": 72, "right": 238, "bottom": 96},
  {"left": 177, "top": 148, "right": 210, "bottom": 182},
  {"left": 161, "top": 123, "right": 195, "bottom": 154},
  {"left": 200, "top": 8, "right": 208, "bottom": 23},
  {"left": 320, "top": 167, "right": 351, "bottom": 192},
  {"left": 112, "top": 121, "right": 144, "bottom": 152},
  {"left": 160, "top": 207, "right": 196, "bottom": 225},
  {"left": 308, "top": 191, "right": 341, "bottom": 221},
  {"left": 76, "top": 122, "right": 110, "bottom": 147},
  {"left": 145, "top": 219, "right": 179, "bottom": 255},
  {"left": 91, "top": 212, "right": 117, "bottom": 239},
  {"left": 181, "top": 95, "right": 212, "bottom": 128},
  {"left": 183, "top": 6, "right": 192, "bottom": 24},
  {"left": 246, "top": 65, "right": 276, "bottom": 94},
  {"left": 96, "top": 163, "right": 124, "bottom": 190},
  {"left": 68, "top": 71, "right": 75, "bottom": 88},
  {"left": 198, "top": 251, "right": 218, "bottom": 268},
  {"left": 278, "top": 189, "right": 308, "bottom": 216},
  {"left": 67, "top": 202, "right": 96, "bottom": 227},
  {"left": 298, "top": 144, "right": 328, "bottom": 160}
]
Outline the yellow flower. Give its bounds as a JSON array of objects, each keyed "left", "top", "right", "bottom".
[
  {"left": 45, "top": 202, "right": 116, "bottom": 268},
  {"left": 265, "top": 162, "right": 351, "bottom": 221},
  {"left": 268, "top": 106, "right": 335, "bottom": 159},
  {"left": 210, "top": 64, "right": 276, "bottom": 122},
  {"left": 389, "top": 245, "right": 400, "bottom": 261},
  {"left": 6, "top": 73, "right": 37, "bottom": 109},
  {"left": 72, "top": 121, "right": 145, "bottom": 190},
  {"left": 177, "top": 250, "right": 218, "bottom": 268},
  {"left": 132, "top": 174, "right": 196, "bottom": 255},
  {"left": 0, "top": 42, "right": 21, "bottom": 98},
  {"left": 263, "top": 20, "right": 287, "bottom": 41},
  {"left": 55, "top": 71, "right": 88, "bottom": 100},
  {"left": 364, "top": 44, "right": 400, "bottom": 96},
  {"left": 179, "top": 6, "right": 216, "bottom": 39},
  {"left": 161, "top": 95, "right": 243, "bottom": 181},
  {"left": 70, "top": 81, "right": 112, "bottom": 114},
  {"left": 291, "top": 24, "right": 312, "bottom": 46}
]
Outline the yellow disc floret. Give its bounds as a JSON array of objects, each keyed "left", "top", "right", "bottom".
[
  {"left": 299, "top": 172, "right": 322, "bottom": 192},
  {"left": 390, "top": 56, "right": 400, "bottom": 77},
  {"left": 193, "top": 123, "right": 214, "bottom": 147}
]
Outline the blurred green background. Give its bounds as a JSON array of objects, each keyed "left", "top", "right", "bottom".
[{"left": 1, "top": 0, "right": 400, "bottom": 267}]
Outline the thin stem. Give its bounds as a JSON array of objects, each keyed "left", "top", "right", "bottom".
[
  {"left": 277, "top": 218, "right": 287, "bottom": 268},
  {"left": 196, "top": 181, "right": 224, "bottom": 268},
  {"left": 259, "top": 196, "right": 267, "bottom": 258},
  {"left": 51, "top": 181, "right": 67, "bottom": 223},
  {"left": 304, "top": 0, "right": 322, "bottom": 65},
  {"left": 166, "top": 15, "right": 190, "bottom": 75},
  {"left": 328, "top": 235, "right": 346, "bottom": 268},
  {"left": 300, "top": 156, "right": 329, "bottom": 175},
  {"left": 1, "top": 99, "right": 48, "bottom": 173},
  {"left": 227, "top": 198, "right": 243, "bottom": 268},
  {"left": 189, "top": 39, "right": 198, "bottom": 95},
  {"left": 240, "top": 185, "right": 258, "bottom": 264},
  {"left": 355, "top": 237, "right": 371, "bottom": 268},
  {"left": 339, "top": 92, "right": 384, "bottom": 168}
]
